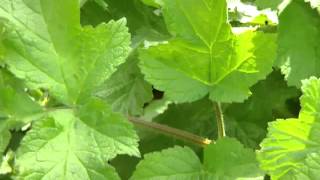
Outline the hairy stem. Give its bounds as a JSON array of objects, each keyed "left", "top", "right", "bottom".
[
  {"left": 129, "top": 117, "right": 213, "bottom": 146},
  {"left": 213, "top": 102, "right": 225, "bottom": 138}
]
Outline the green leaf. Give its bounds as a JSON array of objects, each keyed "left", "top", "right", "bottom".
[
  {"left": 255, "top": 0, "right": 283, "bottom": 10},
  {"left": 96, "top": 54, "right": 153, "bottom": 116},
  {"left": 0, "top": 0, "right": 131, "bottom": 105},
  {"left": 258, "top": 77, "right": 320, "bottom": 179},
  {"left": 0, "top": 71, "right": 42, "bottom": 124},
  {"left": 77, "top": 99, "right": 140, "bottom": 158},
  {"left": 130, "top": 146, "right": 203, "bottom": 180},
  {"left": 142, "top": 95, "right": 171, "bottom": 120},
  {"left": 204, "top": 138, "right": 263, "bottom": 180},
  {"left": 225, "top": 70, "right": 299, "bottom": 148},
  {"left": 96, "top": 0, "right": 167, "bottom": 38},
  {"left": 131, "top": 138, "right": 262, "bottom": 179},
  {"left": 0, "top": 70, "right": 42, "bottom": 154},
  {"left": 15, "top": 99, "right": 139, "bottom": 179},
  {"left": 0, "top": 120, "right": 10, "bottom": 154},
  {"left": 140, "top": 0, "right": 162, "bottom": 8},
  {"left": 139, "top": 0, "right": 276, "bottom": 103},
  {"left": 276, "top": 0, "right": 320, "bottom": 87}
]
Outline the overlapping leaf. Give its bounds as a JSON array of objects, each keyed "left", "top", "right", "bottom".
[
  {"left": 96, "top": 54, "right": 153, "bottom": 116},
  {"left": 131, "top": 138, "right": 263, "bottom": 179},
  {"left": 259, "top": 77, "right": 320, "bottom": 179},
  {"left": 0, "top": 0, "right": 131, "bottom": 105},
  {"left": 15, "top": 99, "right": 139, "bottom": 179},
  {"left": 139, "top": 0, "right": 276, "bottom": 103},
  {"left": 225, "top": 70, "right": 299, "bottom": 148},
  {"left": 276, "top": 0, "right": 320, "bottom": 87},
  {"left": 0, "top": 0, "right": 140, "bottom": 178},
  {"left": 0, "top": 70, "right": 42, "bottom": 154}
]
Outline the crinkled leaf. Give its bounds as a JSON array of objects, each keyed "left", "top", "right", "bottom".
[
  {"left": 258, "top": 77, "right": 320, "bottom": 179},
  {"left": 139, "top": 0, "right": 276, "bottom": 103},
  {"left": 276, "top": 0, "right": 320, "bottom": 87},
  {"left": 15, "top": 99, "right": 139, "bottom": 179},
  {"left": 0, "top": 0, "right": 131, "bottom": 105},
  {"left": 96, "top": 54, "right": 153, "bottom": 116}
]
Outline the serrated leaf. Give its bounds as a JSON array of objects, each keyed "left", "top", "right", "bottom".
[
  {"left": 0, "top": 0, "right": 131, "bottom": 105},
  {"left": 130, "top": 146, "right": 203, "bottom": 180},
  {"left": 15, "top": 99, "right": 139, "bottom": 179},
  {"left": 131, "top": 138, "right": 262, "bottom": 179},
  {"left": 258, "top": 77, "right": 320, "bottom": 179},
  {"left": 139, "top": 0, "right": 276, "bottom": 103},
  {"left": 204, "top": 138, "right": 263, "bottom": 180},
  {"left": 96, "top": 54, "right": 153, "bottom": 116},
  {"left": 276, "top": 0, "right": 320, "bottom": 87}
]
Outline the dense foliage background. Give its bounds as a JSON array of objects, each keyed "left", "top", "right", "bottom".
[{"left": 0, "top": 0, "right": 319, "bottom": 179}]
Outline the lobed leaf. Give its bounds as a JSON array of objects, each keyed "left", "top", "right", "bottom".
[
  {"left": 0, "top": 0, "right": 131, "bottom": 105},
  {"left": 259, "top": 77, "right": 320, "bottom": 179},
  {"left": 139, "top": 0, "right": 276, "bottom": 103},
  {"left": 15, "top": 99, "right": 139, "bottom": 179},
  {"left": 131, "top": 138, "right": 262, "bottom": 179}
]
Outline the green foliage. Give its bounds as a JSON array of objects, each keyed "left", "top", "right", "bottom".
[
  {"left": 96, "top": 54, "right": 153, "bottom": 116},
  {"left": 259, "top": 77, "right": 320, "bottom": 179},
  {"left": 0, "top": 0, "right": 131, "bottom": 105},
  {"left": 276, "top": 0, "right": 320, "bottom": 87},
  {"left": 139, "top": 0, "right": 276, "bottom": 103},
  {"left": 0, "top": 0, "right": 318, "bottom": 179},
  {"left": 131, "top": 138, "right": 263, "bottom": 179},
  {"left": 225, "top": 70, "right": 299, "bottom": 148}
]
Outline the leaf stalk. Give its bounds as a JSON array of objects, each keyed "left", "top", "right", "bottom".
[
  {"left": 129, "top": 117, "right": 213, "bottom": 147},
  {"left": 213, "top": 102, "right": 226, "bottom": 138}
]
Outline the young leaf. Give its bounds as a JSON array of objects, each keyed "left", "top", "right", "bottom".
[
  {"left": 139, "top": 0, "right": 276, "bottom": 103},
  {"left": 258, "top": 77, "right": 320, "bottom": 179},
  {"left": 0, "top": 0, "right": 131, "bottom": 105},
  {"left": 15, "top": 99, "right": 139, "bottom": 179},
  {"left": 276, "top": 0, "right": 320, "bottom": 87}
]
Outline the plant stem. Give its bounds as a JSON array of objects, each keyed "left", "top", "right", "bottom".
[
  {"left": 128, "top": 117, "right": 213, "bottom": 147},
  {"left": 213, "top": 102, "right": 225, "bottom": 138}
]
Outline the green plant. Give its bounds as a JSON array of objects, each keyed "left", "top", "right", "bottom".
[{"left": 0, "top": 0, "right": 319, "bottom": 179}]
